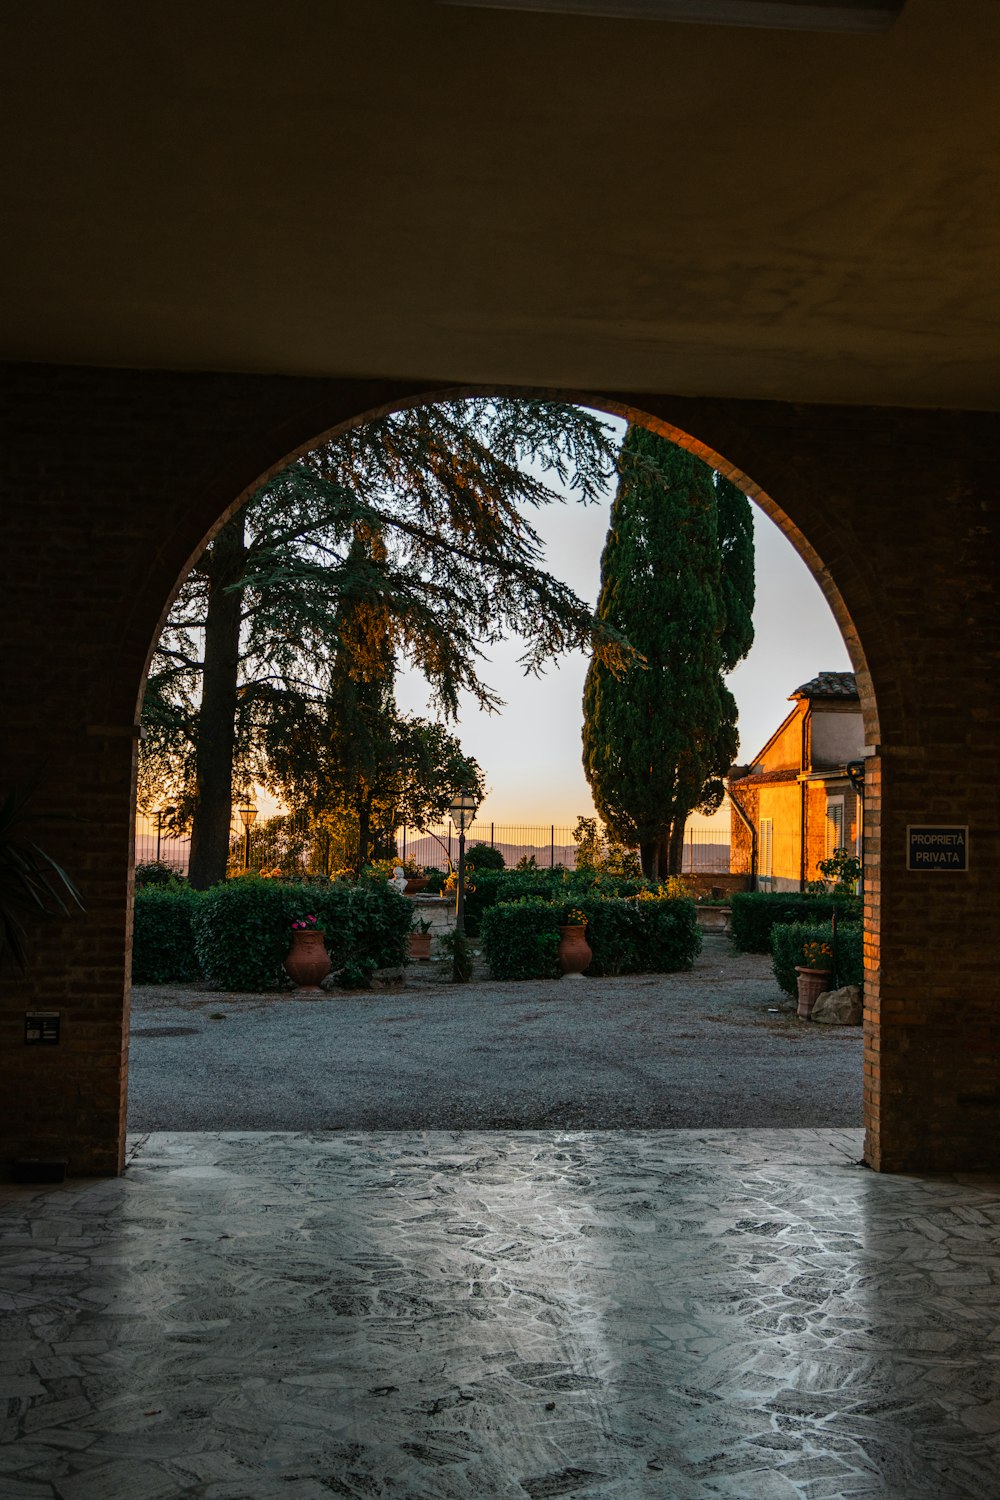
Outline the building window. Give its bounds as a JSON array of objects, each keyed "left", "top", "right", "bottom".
[
  {"left": 827, "top": 797, "right": 844, "bottom": 856},
  {"left": 759, "top": 817, "right": 773, "bottom": 891}
]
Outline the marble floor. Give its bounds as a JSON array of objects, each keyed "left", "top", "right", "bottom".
[{"left": 2, "top": 1130, "right": 1000, "bottom": 1499}]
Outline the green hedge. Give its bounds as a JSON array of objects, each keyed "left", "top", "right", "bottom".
[
  {"left": 480, "top": 896, "right": 700, "bottom": 980},
  {"left": 770, "top": 920, "right": 864, "bottom": 997},
  {"left": 730, "top": 891, "right": 861, "bottom": 953},
  {"left": 132, "top": 885, "right": 202, "bottom": 984},
  {"left": 466, "top": 842, "right": 506, "bottom": 870},
  {"left": 131, "top": 877, "right": 412, "bottom": 990},
  {"left": 193, "top": 878, "right": 412, "bottom": 991},
  {"left": 464, "top": 868, "right": 658, "bottom": 936},
  {"left": 479, "top": 899, "right": 561, "bottom": 980}
]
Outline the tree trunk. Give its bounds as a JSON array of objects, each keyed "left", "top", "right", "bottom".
[
  {"left": 187, "top": 513, "right": 246, "bottom": 889},
  {"left": 355, "top": 795, "right": 372, "bottom": 873},
  {"left": 667, "top": 818, "right": 687, "bottom": 876},
  {"left": 639, "top": 840, "right": 658, "bottom": 879}
]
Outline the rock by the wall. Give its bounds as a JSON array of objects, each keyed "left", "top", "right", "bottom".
[{"left": 812, "top": 985, "right": 862, "bottom": 1026}]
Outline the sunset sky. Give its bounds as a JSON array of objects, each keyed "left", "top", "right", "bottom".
[{"left": 395, "top": 413, "right": 853, "bottom": 829}]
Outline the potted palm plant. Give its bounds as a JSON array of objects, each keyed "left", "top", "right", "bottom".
[
  {"left": 0, "top": 787, "right": 83, "bottom": 974},
  {"left": 408, "top": 917, "right": 433, "bottom": 961}
]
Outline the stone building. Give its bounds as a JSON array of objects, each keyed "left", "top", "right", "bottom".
[{"left": 730, "top": 671, "right": 864, "bottom": 891}]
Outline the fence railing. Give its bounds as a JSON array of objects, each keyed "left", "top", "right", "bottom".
[{"left": 136, "top": 814, "right": 732, "bottom": 876}]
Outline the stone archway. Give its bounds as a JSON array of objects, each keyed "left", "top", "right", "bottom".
[
  {"left": 3, "top": 362, "right": 995, "bottom": 1176},
  {"left": 130, "top": 382, "right": 882, "bottom": 1159}
]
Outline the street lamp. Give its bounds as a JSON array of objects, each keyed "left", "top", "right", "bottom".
[
  {"left": 448, "top": 791, "right": 479, "bottom": 935},
  {"left": 154, "top": 805, "right": 175, "bottom": 863},
  {"left": 237, "top": 802, "right": 258, "bottom": 872}
]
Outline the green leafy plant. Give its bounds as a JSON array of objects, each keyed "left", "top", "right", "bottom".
[
  {"left": 0, "top": 787, "right": 84, "bottom": 973},
  {"left": 479, "top": 900, "right": 560, "bottom": 980},
  {"left": 132, "top": 885, "right": 202, "bottom": 984},
  {"left": 189, "top": 876, "right": 411, "bottom": 991},
  {"left": 480, "top": 893, "right": 699, "bottom": 981},
  {"left": 730, "top": 891, "right": 861, "bottom": 954},
  {"left": 770, "top": 920, "right": 863, "bottom": 997},
  {"left": 135, "top": 860, "right": 186, "bottom": 888},
  {"left": 571, "top": 816, "right": 641, "bottom": 877},
  {"left": 461, "top": 865, "right": 663, "bottom": 936},
  {"left": 466, "top": 842, "right": 505, "bottom": 871},
  {"left": 440, "top": 928, "right": 475, "bottom": 983},
  {"left": 336, "top": 957, "right": 378, "bottom": 989},
  {"left": 801, "top": 939, "right": 833, "bottom": 970},
  {"left": 817, "top": 846, "right": 863, "bottom": 894}
]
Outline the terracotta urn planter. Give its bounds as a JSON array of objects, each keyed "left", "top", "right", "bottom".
[
  {"left": 284, "top": 929, "right": 331, "bottom": 993},
  {"left": 408, "top": 930, "right": 432, "bottom": 961},
  {"left": 795, "top": 966, "right": 831, "bottom": 1020},
  {"left": 404, "top": 875, "right": 430, "bottom": 895},
  {"left": 558, "top": 924, "right": 592, "bottom": 978}
]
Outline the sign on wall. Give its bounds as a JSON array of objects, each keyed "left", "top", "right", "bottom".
[
  {"left": 906, "top": 826, "right": 969, "bottom": 871},
  {"left": 24, "top": 1011, "right": 61, "bottom": 1044}
]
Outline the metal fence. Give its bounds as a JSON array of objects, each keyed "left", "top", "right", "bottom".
[
  {"left": 398, "top": 822, "right": 730, "bottom": 873},
  {"left": 136, "top": 813, "right": 732, "bottom": 876},
  {"left": 135, "top": 818, "right": 195, "bottom": 874}
]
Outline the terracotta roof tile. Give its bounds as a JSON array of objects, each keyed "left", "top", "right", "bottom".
[{"left": 791, "top": 670, "right": 858, "bottom": 700}]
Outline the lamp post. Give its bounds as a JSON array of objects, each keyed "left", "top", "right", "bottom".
[
  {"left": 154, "top": 805, "right": 175, "bottom": 863},
  {"left": 237, "top": 802, "right": 258, "bottom": 872},
  {"left": 448, "top": 791, "right": 479, "bottom": 935}
]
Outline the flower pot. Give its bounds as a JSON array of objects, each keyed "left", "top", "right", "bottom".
[
  {"left": 558, "top": 924, "right": 592, "bottom": 978},
  {"left": 284, "top": 929, "right": 331, "bottom": 993},
  {"left": 795, "top": 966, "right": 831, "bottom": 1020},
  {"left": 404, "top": 875, "right": 430, "bottom": 895},
  {"left": 408, "top": 931, "right": 432, "bottom": 961}
]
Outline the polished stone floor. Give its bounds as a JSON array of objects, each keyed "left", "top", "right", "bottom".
[{"left": 2, "top": 1130, "right": 1000, "bottom": 1498}]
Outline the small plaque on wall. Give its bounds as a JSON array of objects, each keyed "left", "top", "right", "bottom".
[
  {"left": 906, "top": 826, "right": 969, "bottom": 871},
  {"left": 24, "top": 1012, "right": 60, "bottom": 1044}
]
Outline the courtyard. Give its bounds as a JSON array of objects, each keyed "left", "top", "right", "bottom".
[{"left": 127, "top": 938, "right": 862, "bottom": 1133}]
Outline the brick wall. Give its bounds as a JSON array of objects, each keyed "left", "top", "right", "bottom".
[{"left": 0, "top": 364, "right": 997, "bottom": 1173}]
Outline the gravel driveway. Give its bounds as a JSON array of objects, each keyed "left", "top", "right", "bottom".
[{"left": 127, "top": 936, "right": 863, "bottom": 1131}]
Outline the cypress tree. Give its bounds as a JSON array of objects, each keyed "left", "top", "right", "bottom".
[{"left": 582, "top": 427, "right": 754, "bottom": 879}]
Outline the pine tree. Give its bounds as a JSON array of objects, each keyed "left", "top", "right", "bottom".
[
  {"left": 581, "top": 427, "right": 754, "bottom": 879},
  {"left": 260, "top": 536, "right": 485, "bottom": 870},
  {"left": 143, "top": 399, "right": 630, "bottom": 887}
]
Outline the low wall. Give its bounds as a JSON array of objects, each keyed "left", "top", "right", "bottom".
[{"left": 683, "top": 874, "right": 750, "bottom": 898}]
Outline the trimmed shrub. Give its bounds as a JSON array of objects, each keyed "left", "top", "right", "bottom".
[
  {"left": 192, "top": 877, "right": 412, "bottom": 991},
  {"left": 570, "top": 895, "right": 700, "bottom": 976},
  {"left": 193, "top": 878, "right": 296, "bottom": 990},
  {"left": 480, "top": 895, "right": 700, "bottom": 980},
  {"left": 634, "top": 897, "right": 701, "bottom": 974},
  {"left": 562, "top": 895, "right": 642, "bottom": 976},
  {"left": 330, "top": 882, "right": 411, "bottom": 972},
  {"left": 463, "top": 867, "right": 661, "bottom": 936},
  {"left": 467, "top": 842, "right": 505, "bottom": 870},
  {"left": 770, "top": 920, "right": 863, "bottom": 997},
  {"left": 135, "top": 860, "right": 186, "bottom": 888},
  {"left": 730, "top": 891, "right": 861, "bottom": 953},
  {"left": 479, "top": 899, "right": 561, "bottom": 980},
  {"left": 132, "top": 885, "right": 202, "bottom": 983}
]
